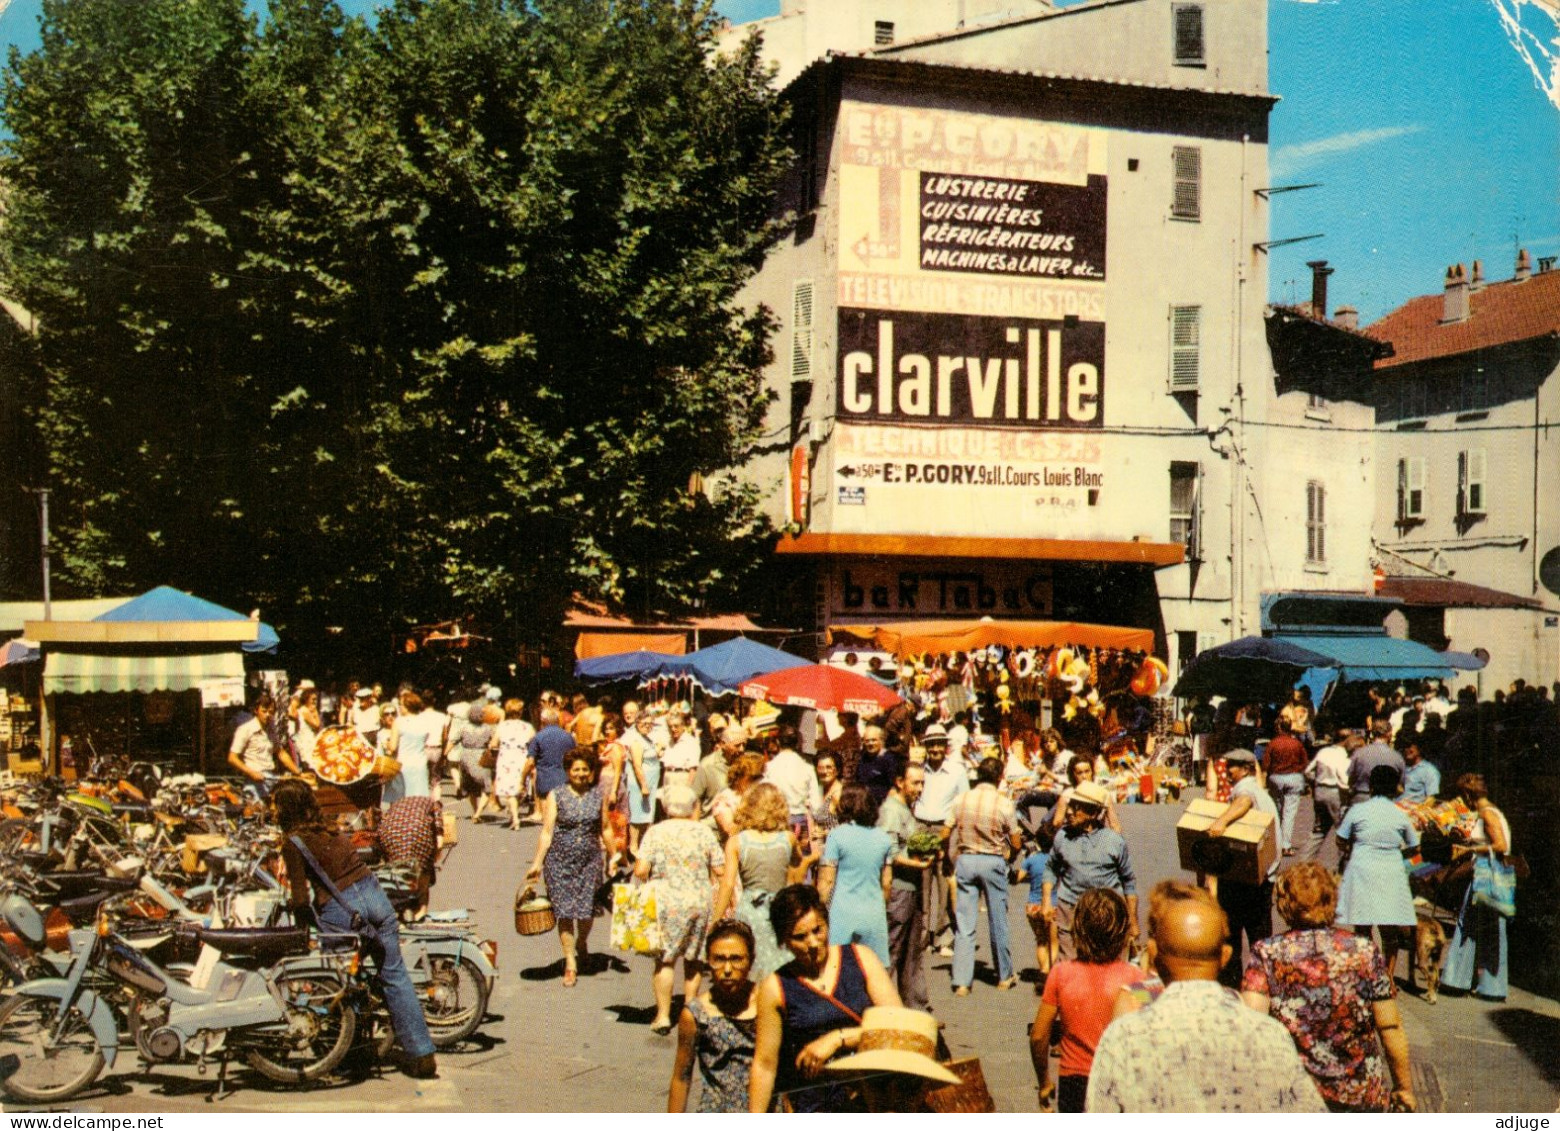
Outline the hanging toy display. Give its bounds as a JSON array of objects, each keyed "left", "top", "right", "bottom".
[{"left": 1129, "top": 655, "right": 1171, "bottom": 697}]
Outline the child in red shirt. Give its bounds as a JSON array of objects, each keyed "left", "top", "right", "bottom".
[{"left": 1029, "top": 887, "right": 1140, "bottom": 1112}]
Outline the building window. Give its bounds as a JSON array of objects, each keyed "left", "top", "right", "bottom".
[
  {"left": 791, "top": 280, "right": 814, "bottom": 383},
  {"left": 1398, "top": 379, "right": 1427, "bottom": 420},
  {"left": 874, "top": 20, "right": 895, "bottom": 45},
  {"left": 1173, "top": 3, "right": 1205, "bottom": 66},
  {"left": 1171, "top": 146, "right": 1201, "bottom": 221},
  {"left": 1169, "top": 461, "right": 1201, "bottom": 559},
  {"left": 1460, "top": 367, "right": 1487, "bottom": 413},
  {"left": 1305, "top": 392, "right": 1330, "bottom": 420},
  {"left": 1397, "top": 456, "right": 1425, "bottom": 521},
  {"left": 1457, "top": 449, "right": 1487, "bottom": 516},
  {"left": 1169, "top": 304, "right": 1201, "bottom": 391},
  {"left": 1306, "top": 480, "right": 1327, "bottom": 565},
  {"left": 1175, "top": 630, "right": 1199, "bottom": 678}
]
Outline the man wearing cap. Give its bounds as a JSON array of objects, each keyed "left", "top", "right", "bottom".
[
  {"left": 1086, "top": 882, "right": 1325, "bottom": 1113},
  {"left": 351, "top": 686, "right": 380, "bottom": 751},
  {"left": 913, "top": 725, "right": 967, "bottom": 955},
  {"left": 946, "top": 757, "right": 1023, "bottom": 995},
  {"left": 1204, "top": 748, "right": 1279, "bottom": 986},
  {"left": 1041, "top": 780, "right": 1138, "bottom": 962}
]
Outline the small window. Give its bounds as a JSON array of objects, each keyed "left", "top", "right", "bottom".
[
  {"left": 1169, "top": 305, "right": 1201, "bottom": 391},
  {"left": 1397, "top": 456, "right": 1425, "bottom": 520},
  {"left": 874, "top": 20, "right": 895, "bottom": 46},
  {"left": 1399, "top": 379, "right": 1427, "bottom": 420},
  {"left": 790, "top": 280, "right": 814, "bottom": 383},
  {"left": 1460, "top": 368, "right": 1487, "bottom": 413},
  {"left": 1171, "top": 146, "right": 1201, "bottom": 221},
  {"left": 1306, "top": 481, "right": 1327, "bottom": 565},
  {"left": 1457, "top": 449, "right": 1487, "bottom": 516},
  {"left": 1169, "top": 461, "right": 1201, "bottom": 559},
  {"left": 1173, "top": 3, "right": 1205, "bottom": 66},
  {"left": 1175, "top": 629, "right": 1199, "bottom": 677}
]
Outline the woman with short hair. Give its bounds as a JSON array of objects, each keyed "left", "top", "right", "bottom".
[
  {"left": 636, "top": 784, "right": 725, "bottom": 1034},
  {"left": 1336, "top": 763, "right": 1419, "bottom": 980},
  {"left": 667, "top": 921, "right": 759, "bottom": 1113},
  {"left": 748, "top": 885, "right": 902, "bottom": 1113},
  {"left": 1441, "top": 773, "right": 1514, "bottom": 1001},
  {"left": 525, "top": 749, "right": 613, "bottom": 987},
  {"left": 817, "top": 784, "right": 896, "bottom": 966},
  {"left": 1241, "top": 862, "right": 1415, "bottom": 1112}
]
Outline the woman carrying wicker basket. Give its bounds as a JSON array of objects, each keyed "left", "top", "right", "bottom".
[{"left": 525, "top": 749, "right": 616, "bottom": 987}]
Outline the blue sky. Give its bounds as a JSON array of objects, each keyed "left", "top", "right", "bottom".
[{"left": 2, "top": 0, "right": 1555, "bottom": 323}]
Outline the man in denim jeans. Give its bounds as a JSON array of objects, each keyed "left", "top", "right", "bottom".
[
  {"left": 945, "top": 757, "right": 1023, "bottom": 995},
  {"left": 1262, "top": 717, "right": 1309, "bottom": 856}
]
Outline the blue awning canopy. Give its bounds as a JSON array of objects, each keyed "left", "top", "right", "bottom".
[
  {"left": 650, "top": 637, "right": 811, "bottom": 695},
  {"left": 573, "top": 649, "right": 677, "bottom": 685},
  {"left": 94, "top": 586, "right": 280, "bottom": 654},
  {"left": 1272, "top": 632, "right": 1483, "bottom": 683}
]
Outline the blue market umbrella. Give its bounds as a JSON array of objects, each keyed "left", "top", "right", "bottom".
[
  {"left": 1172, "top": 635, "right": 1339, "bottom": 701},
  {"left": 95, "top": 585, "right": 280, "bottom": 653},
  {"left": 573, "top": 649, "right": 678, "bottom": 686},
  {"left": 652, "top": 636, "right": 810, "bottom": 695}
]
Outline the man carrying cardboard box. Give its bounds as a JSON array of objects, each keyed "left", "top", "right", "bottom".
[{"left": 1204, "top": 748, "right": 1279, "bottom": 987}]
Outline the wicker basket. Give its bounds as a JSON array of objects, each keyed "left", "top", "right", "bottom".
[
  {"left": 923, "top": 1058, "right": 996, "bottom": 1114},
  {"left": 514, "top": 885, "right": 556, "bottom": 936},
  {"left": 372, "top": 755, "right": 402, "bottom": 782}
]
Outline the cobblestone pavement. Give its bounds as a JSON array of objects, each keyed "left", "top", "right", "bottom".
[{"left": 5, "top": 800, "right": 1555, "bottom": 1113}]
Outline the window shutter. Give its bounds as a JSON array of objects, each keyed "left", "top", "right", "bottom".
[
  {"left": 1169, "top": 305, "right": 1201, "bottom": 391},
  {"left": 874, "top": 20, "right": 895, "bottom": 46},
  {"left": 1171, "top": 146, "right": 1201, "bottom": 220},
  {"left": 1407, "top": 456, "right": 1425, "bottom": 517},
  {"left": 1306, "top": 481, "right": 1327, "bottom": 564},
  {"left": 1173, "top": 3, "right": 1205, "bottom": 65},
  {"left": 1463, "top": 448, "right": 1486, "bottom": 514},
  {"left": 790, "top": 280, "right": 814, "bottom": 383},
  {"left": 1396, "top": 458, "right": 1407, "bottom": 522}
]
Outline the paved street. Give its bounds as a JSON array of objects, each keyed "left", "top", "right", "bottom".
[{"left": 7, "top": 798, "right": 1558, "bottom": 1113}]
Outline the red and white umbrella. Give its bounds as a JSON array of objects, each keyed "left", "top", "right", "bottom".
[{"left": 739, "top": 663, "right": 902, "bottom": 716}]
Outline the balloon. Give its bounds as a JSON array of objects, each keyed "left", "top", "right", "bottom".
[{"left": 1129, "top": 656, "right": 1171, "bottom": 697}]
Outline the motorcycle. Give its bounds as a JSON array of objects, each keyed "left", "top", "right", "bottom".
[{"left": 0, "top": 897, "right": 357, "bottom": 1102}]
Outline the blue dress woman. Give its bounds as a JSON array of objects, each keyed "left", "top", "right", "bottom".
[
  {"left": 1336, "top": 764, "right": 1419, "bottom": 980},
  {"left": 818, "top": 785, "right": 896, "bottom": 966}
]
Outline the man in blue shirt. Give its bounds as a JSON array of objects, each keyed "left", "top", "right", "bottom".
[
  {"left": 525, "top": 707, "right": 576, "bottom": 802},
  {"left": 1041, "top": 781, "right": 1138, "bottom": 960},
  {"left": 1400, "top": 738, "right": 1441, "bottom": 804}
]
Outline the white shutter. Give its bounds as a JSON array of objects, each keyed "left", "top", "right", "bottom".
[
  {"left": 1406, "top": 456, "right": 1425, "bottom": 517},
  {"left": 1171, "top": 146, "right": 1201, "bottom": 220},
  {"left": 790, "top": 280, "right": 814, "bottom": 383},
  {"left": 1460, "top": 448, "right": 1486, "bottom": 515},
  {"left": 1169, "top": 305, "right": 1201, "bottom": 391}
]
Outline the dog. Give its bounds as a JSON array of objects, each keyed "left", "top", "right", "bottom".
[{"left": 1410, "top": 897, "right": 1448, "bottom": 1004}]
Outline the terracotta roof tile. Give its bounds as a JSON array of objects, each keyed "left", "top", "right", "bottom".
[
  {"left": 1376, "top": 576, "right": 1543, "bottom": 611},
  {"left": 1368, "top": 267, "right": 1560, "bottom": 369}
]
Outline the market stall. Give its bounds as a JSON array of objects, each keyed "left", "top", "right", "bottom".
[{"left": 25, "top": 586, "right": 279, "bottom": 776}]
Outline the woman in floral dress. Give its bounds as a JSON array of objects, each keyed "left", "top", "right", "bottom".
[
  {"left": 635, "top": 783, "right": 725, "bottom": 1034},
  {"left": 667, "top": 921, "right": 758, "bottom": 1113},
  {"left": 493, "top": 698, "right": 535, "bottom": 829},
  {"left": 1240, "top": 862, "right": 1416, "bottom": 1112},
  {"left": 526, "top": 750, "right": 614, "bottom": 987}
]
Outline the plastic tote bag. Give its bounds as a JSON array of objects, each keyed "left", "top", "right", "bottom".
[
  {"left": 611, "top": 882, "right": 663, "bottom": 956},
  {"left": 1470, "top": 851, "right": 1517, "bottom": 918}
]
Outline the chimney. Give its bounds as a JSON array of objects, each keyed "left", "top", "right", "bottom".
[
  {"left": 1515, "top": 247, "right": 1532, "bottom": 281},
  {"left": 1333, "top": 305, "right": 1358, "bottom": 331},
  {"left": 1470, "top": 259, "right": 1485, "bottom": 292},
  {"left": 1442, "top": 263, "right": 1469, "bottom": 323},
  {"left": 1306, "top": 260, "right": 1334, "bottom": 320}
]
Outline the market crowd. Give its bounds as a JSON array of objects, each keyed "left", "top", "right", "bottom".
[{"left": 236, "top": 673, "right": 1543, "bottom": 1112}]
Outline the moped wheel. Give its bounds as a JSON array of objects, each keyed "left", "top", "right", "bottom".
[
  {"left": 0, "top": 992, "right": 106, "bottom": 1102},
  {"left": 424, "top": 955, "right": 489, "bottom": 1048},
  {"left": 243, "top": 973, "right": 356, "bottom": 1084}
]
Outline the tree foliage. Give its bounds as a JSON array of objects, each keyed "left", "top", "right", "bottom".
[{"left": 1, "top": 0, "right": 790, "bottom": 645}]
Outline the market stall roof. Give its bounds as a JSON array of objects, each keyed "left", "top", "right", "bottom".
[
  {"left": 42, "top": 650, "right": 245, "bottom": 695},
  {"left": 740, "top": 664, "right": 903, "bottom": 715},
  {"left": 776, "top": 532, "right": 1185, "bottom": 567},
  {"left": 575, "top": 632, "right": 686, "bottom": 660},
  {"left": 829, "top": 619, "right": 1155, "bottom": 655},
  {"left": 574, "top": 648, "right": 681, "bottom": 684},
  {"left": 1272, "top": 631, "right": 1485, "bottom": 683},
  {"left": 651, "top": 637, "right": 811, "bottom": 695},
  {"left": 1172, "top": 635, "right": 1340, "bottom": 701},
  {"left": 25, "top": 586, "right": 279, "bottom": 653},
  {"left": 0, "top": 598, "right": 134, "bottom": 635},
  {"left": 0, "top": 638, "right": 40, "bottom": 668}
]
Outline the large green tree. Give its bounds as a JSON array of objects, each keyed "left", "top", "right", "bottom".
[{"left": 0, "top": 0, "right": 789, "bottom": 649}]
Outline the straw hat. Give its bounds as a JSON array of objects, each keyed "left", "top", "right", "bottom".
[
  {"left": 825, "top": 1008, "right": 960, "bottom": 1085},
  {"left": 1071, "top": 781, "right": 1112, "bottom": 809}
]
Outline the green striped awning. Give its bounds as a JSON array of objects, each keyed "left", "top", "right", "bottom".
[{"left": 43, "top": 651, "right": 245, "bottom": 694}]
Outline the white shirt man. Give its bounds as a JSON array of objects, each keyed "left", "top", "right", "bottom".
[
  {"left": 662, "top": 713, "right": 702, "bottom": 786},
  {"left": 763, "top": 736, "right": 822, "bottom": 830}
]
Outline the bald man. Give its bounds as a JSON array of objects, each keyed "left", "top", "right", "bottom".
[
  {"left": 1086, "top": 882, "right": 1325, "bottom": 1113},
  {"left": 691, "top": 724, "right": 748, "bottom": 818}
]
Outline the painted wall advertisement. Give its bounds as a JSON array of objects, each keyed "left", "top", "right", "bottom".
[{"left": 831, "top": 102, "right": 1109, "bottom": 536}]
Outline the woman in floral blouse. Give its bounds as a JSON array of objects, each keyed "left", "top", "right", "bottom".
[{"left": 1239, "top": 862, "right": 1415, "bottom": 1112}]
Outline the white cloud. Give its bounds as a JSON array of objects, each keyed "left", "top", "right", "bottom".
[{"left": 1271, "top": 125, "right": 1427, "bottom": 176}]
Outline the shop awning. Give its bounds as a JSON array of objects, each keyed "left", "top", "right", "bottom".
[
  {"left": 43, "top": 650, "right": 245, "bottom": 694},
  {"left": 573, "top": 647, "right": 681, "bottom": 683},
  {"left": 574, "top": 632, "right": 687, "bottom": 660},
  {"left": 1270, "top": 632, "right": 1483, "bottom": 683},
  {"left": 830, "top": 619, "right": 1155, "bottom": 655},
  {"left": 777, "top": 532, "right": 1185, "bottom": 567}
]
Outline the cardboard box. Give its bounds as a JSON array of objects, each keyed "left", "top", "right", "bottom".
[{"left": 1176, "top": 798, "right": 1278, "bottom": 885}]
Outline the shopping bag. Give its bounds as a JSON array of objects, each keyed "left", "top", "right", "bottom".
[
  {"left": 1470, "top": 851, "right": 1517, "bottom": 918},
  {"left": 610, "top": 882, "right": 663, "bottom": 956}
]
